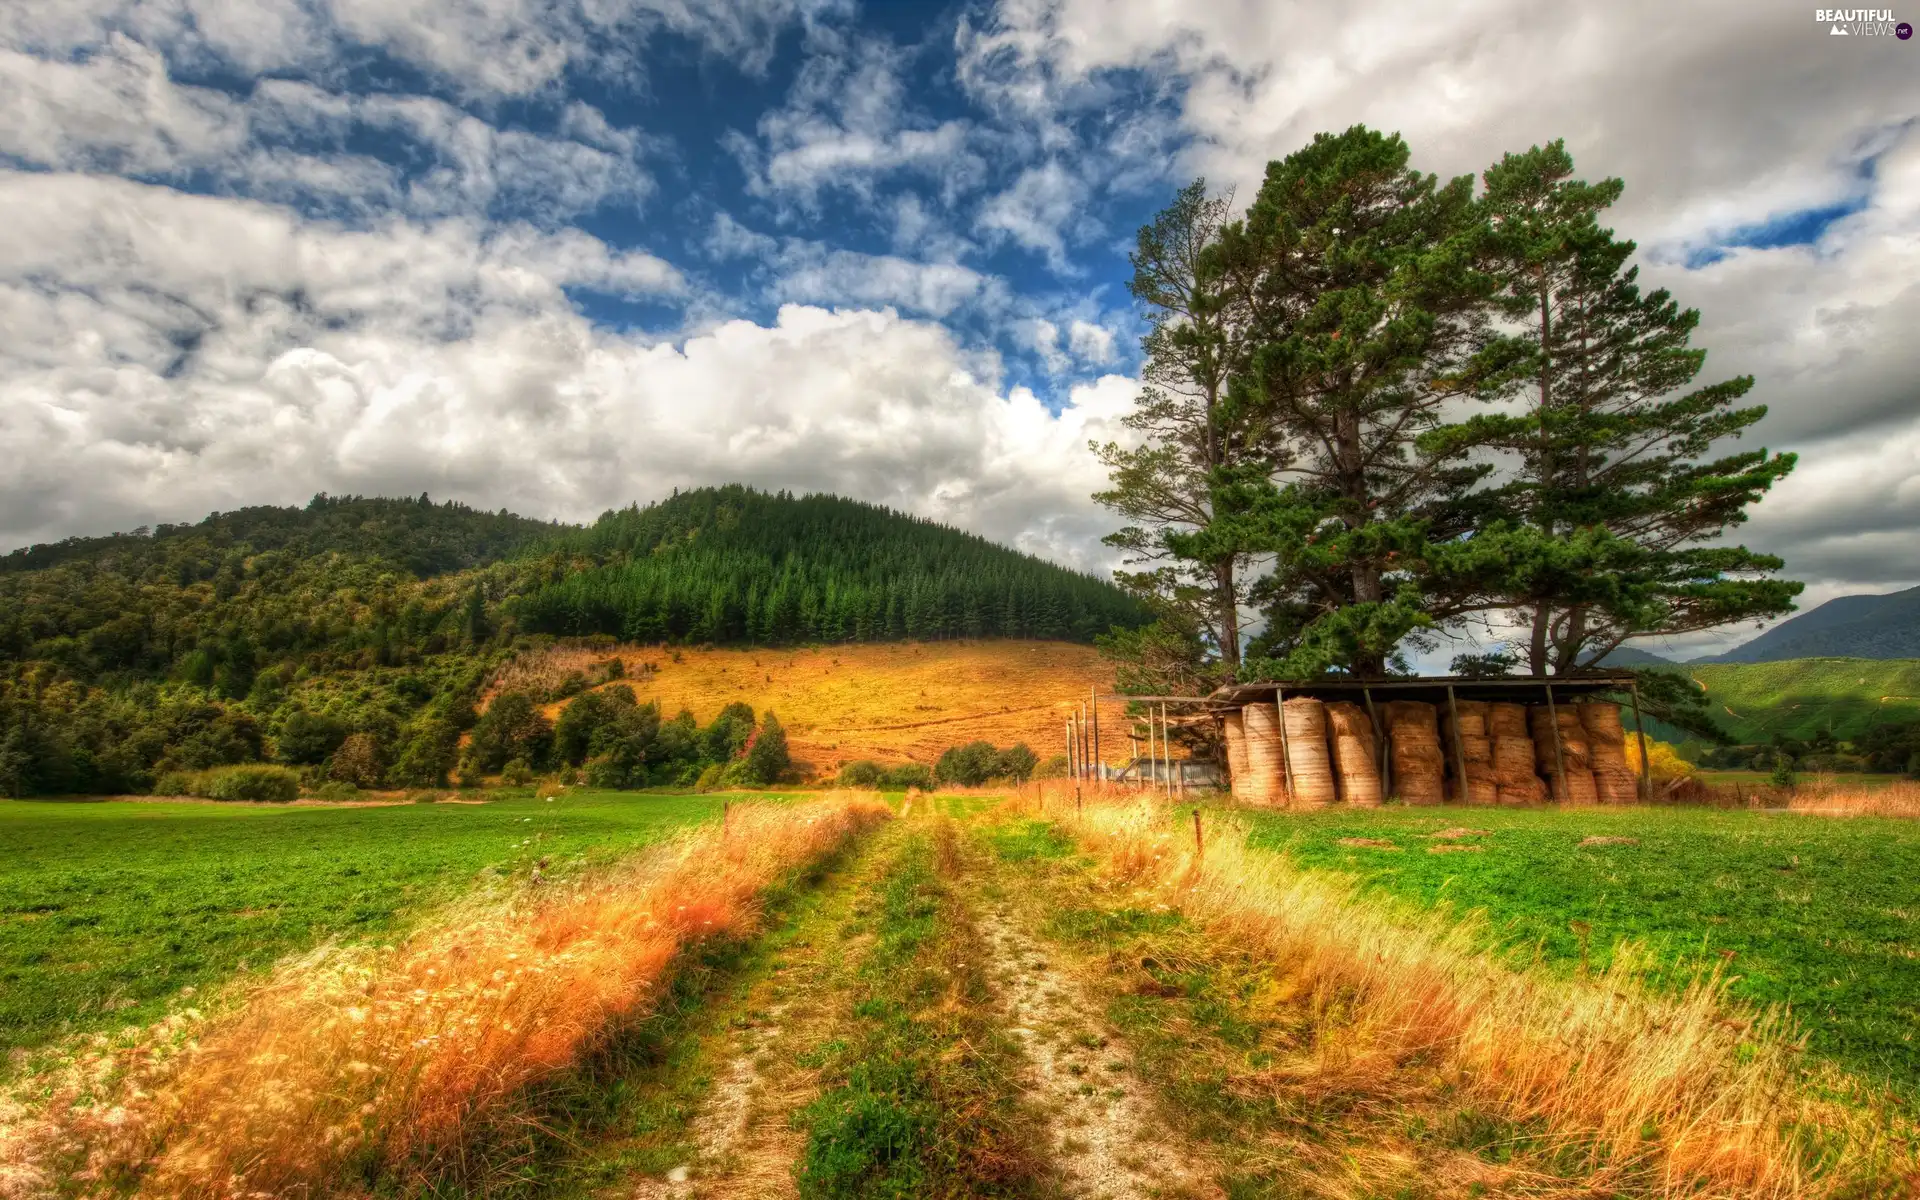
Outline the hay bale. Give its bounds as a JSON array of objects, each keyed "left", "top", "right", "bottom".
[
  {"left": 1281, "top": 698, "right": 1336, "bottom": 807},
  {"left": 1593, "top": 767, "right": 1639, "bottom": 804},
  {"left": 1326, "top": 701, "right": 1381, "bottom": 806},
  {"left": 1577, "top": 702, "right": 1630, "bottom": 770},
  {"left": 1241, "top": 701, "right": 1285, "bottom": 807},
  {"left": 1223, "top": 711, "right": 1251, "bottom": 803},
  {"left": 1551, "top": 768, "right": 1600, "bottom": 804},
  {"left": 1459, "top": 734, "right": 1492, "bottom": 764},
  {"left": 1444, "top": 699, "right": 1489, "bottom": 740},
  {"left": 1488, "top": 703, "right": 1529, "bottom": 739},
  {"left": 1385, "top": 700, "right": 1445, "bottom": 806},
  {"left": 1461, "top": 766, "right": 1498, "bottom": 805},
  {"left": 1497, "top": 776, "right": 1546, "bottom": 805}
]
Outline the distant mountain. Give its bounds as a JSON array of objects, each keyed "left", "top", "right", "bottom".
[
  {"left": 1583, "top": 646, "right": 1677, "bottom": 667},
  {"left": 1699, "top": 585, "right": 1920, "bottom": 663}
]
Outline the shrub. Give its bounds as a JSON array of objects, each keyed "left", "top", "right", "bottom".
[
  {"left": 153, "top": 770, "right": 197, "bottom": 797},
  {"left": 501, "top": 758, "right": 533, "bottom": 787},
  {"left": 277, "top": 710, "right": 348, "bottom": 766},
  {"left": 312, "top": 780, "right": 360, "bottom": 801},
  {"left": 327, "top": 732, "right": 386, "bottom": 789},
  {"left": 838, "top": 760, "right": 883, "bottom": 788},
  {"left": 695, "top": 763, "right": 727, "bottom": 792},
  {"left": 880, "top": 764, "right": 934, "bottom": 792},
  {"left": 995, "top": 743, "right": 1038, "bottom": 783},
  {"left": 203, "top": 764, "right": 301, "bottom": 803},
  {"left": 742, "top": 713, "right": 791, "bottom": 785}
]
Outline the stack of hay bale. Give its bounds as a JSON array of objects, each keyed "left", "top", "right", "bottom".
[
  {"left": 1489, "top": 702, "right": 1545, "bottom": 804},
  {"left": 1222, "top": 711, "right": 1252, "bottom": 804},
  {"left": 1385, "top": 700, "right": 1447, "bottom": 805},
  {"left": 1578, "top": 701, "right": 1640, "bottom": 804},
  {"left": 1440, "top": 700, "right": 1499, "bottom": 804},
  {"left": 1529, "top": 705, "right": 1598, "bottom": 803},
  {"left": 1326, "top": 701, "right": 1382, "bottom": 806},
  {"left": 1241, "top": 701, "right": 1286, "bottom": 806},
  {"left": 1281, "top": 697, "right": 1337, "bottom": 807}
]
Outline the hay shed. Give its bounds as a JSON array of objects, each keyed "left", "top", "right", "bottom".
[{"left": 1202, "top": 674, "right": 1648, "bottom": 809}]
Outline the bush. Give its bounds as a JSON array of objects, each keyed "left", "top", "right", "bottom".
[
  {"left": 203, "top": 764, "right": 301, "bottom": 803},
  {"left": 501, "top": 758, "right": 533, "bottom": 786},
  {"left": 695, "top": 762, "right": 727, "bottom": 792},
  {"left": 935, "top": 741, "right": 1036, "bottom": 786},
  {"left": 1035, "top": 754, "right": 1069, "bottom": 779},
  {"left": 838, "top": 760, "right": 883, "bottom": 788},
  {"left": 880, "top": 763, "right": 934, "bottom": 792},
  {"left": 312, "top": 780, "right": 360, "bottom": 801},
  {"left": 153, "top": 770, "right": 196, "bottom": 797},
  {"left": 327, "top": 732, "right": 386, "bottom": 789},
  {"left": 742, "top": 713, "right": 791, "bottom": 785}
]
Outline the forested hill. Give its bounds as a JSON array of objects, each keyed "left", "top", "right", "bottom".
[
  {"left": 516, "top": 486, "right": 1145, "bottom": 644},
  {"left": 2, "top": 493, "right": 560, "bottom": 578},
  {"left": 0, "top": 488, "right": 1142, "bottom": 796}
]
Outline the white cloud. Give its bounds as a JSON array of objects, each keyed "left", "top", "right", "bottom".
[
  {"left": 975, "top": 159, "right": 1087, "bottom": 267},
  {"left": 771, "top": 244, "right": 1007, "bottom": 319},
  {"left": 740, "top": 29, "right": 987, "bottom": 208},
  {"left": 0, "top": 45, "right": 653, "bottom": 221},
  {"left": 0, "top": 171, "right": 1129, "bottom": 571}
]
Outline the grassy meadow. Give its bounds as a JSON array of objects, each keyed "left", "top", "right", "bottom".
[
  {"left": 0, "top": 790, "right": 740, "bottom": 1060},
  {"left": 1232, "top": 803, "right": 1920, "bottom": 1095}
]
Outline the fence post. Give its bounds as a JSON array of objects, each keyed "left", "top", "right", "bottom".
[
  {"left": 723, "top": 799, "right": 731, "bottom": 842},
  {"left": 1545, "top": 682, "right": 1568, "bottom": 802},
  {"left": 1629, "top": 679, "right": 1652, "bottom": 802},
  {"left": 1192, "top": 807, "right": 1203, "bottom": 860}
]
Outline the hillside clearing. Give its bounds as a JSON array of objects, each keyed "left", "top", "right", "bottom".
[{"left": 504, "top": 640, "right": 1116, "bottom": 775}]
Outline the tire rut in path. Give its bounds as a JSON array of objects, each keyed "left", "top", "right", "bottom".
[
  {"left": 967, "top": 836, "right": 1219, "bottom": 1200},
  {"left": 620, "top": 821, "right": 900, "bottom": 1200}
]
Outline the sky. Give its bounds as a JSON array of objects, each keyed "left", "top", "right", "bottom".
[{"left": 2, "top": 0, "right": 1918, "bottom": 658}]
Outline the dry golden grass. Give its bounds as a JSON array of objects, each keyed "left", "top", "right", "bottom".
[
  {"left": 1017, "top": 782, "right": 1915, "bottom": 1197},
  {"left": 1, "top": 796, "right": 889, "bottom": 1199},
  {"left": 1786, "top": 780, "right": 1920, "bottom": 818},
  {"left": 512, "top": 640, "right": 1118, "bottom": 775}
]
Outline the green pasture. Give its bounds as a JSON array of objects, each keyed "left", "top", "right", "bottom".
[
  {"left": 0, "top": 790, "right": 737, "bottom": 1061},
  {"left": 1686, "top": 658, "right": 1920, "bottom": 742},
  {"left": 1233, "top": 804, "right": 1920, "bottom": 1097}
]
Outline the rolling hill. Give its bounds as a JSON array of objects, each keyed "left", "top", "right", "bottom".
[
  {"left": 0, "top": 487, "right": 1146, "bottom": 796},
  {"left": 1701, "top": 585, "right": 1920, "bottom": 663},
  {"left": 1673, "top": 659, "right": 1920, "bottom": 743}
]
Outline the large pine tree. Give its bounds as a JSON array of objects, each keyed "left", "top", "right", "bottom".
[
  {"left": 1457, "top": 141, "right": 1801, "bottom": 673},
  {"left": 1212, "top": 126, "right": 1513, "bottom": 677}
]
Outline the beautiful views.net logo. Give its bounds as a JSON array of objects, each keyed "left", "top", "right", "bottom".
[{"left": 1816, "top": 7, "right": 1913, "bottom": 35}]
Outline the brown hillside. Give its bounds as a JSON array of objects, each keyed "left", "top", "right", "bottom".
[{"left": 496, "top": 640, "right": 1124, "bottom": 776}]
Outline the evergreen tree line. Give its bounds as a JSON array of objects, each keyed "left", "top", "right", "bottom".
[
  {"left": 513, "top": 485, "right": 1145, "bottom": 645},
  {"left": 1098, "top": 127, "right": 1800, "bottom": 717}
]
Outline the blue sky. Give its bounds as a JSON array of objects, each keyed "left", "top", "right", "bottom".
[{"left": 3, "top": 0, "right": 1919, "bottom": 655}]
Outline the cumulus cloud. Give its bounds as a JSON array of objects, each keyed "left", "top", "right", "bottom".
[{"left": 0, "top": 171, "right": 1131, "bottom": 569}]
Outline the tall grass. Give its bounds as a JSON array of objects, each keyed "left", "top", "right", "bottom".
[
  {"left": 1022, "top": 783, "right": 1911, "bottom": 1197},
  {"left": 1, "top": 795, "right": 888, "bottom": 1198}
]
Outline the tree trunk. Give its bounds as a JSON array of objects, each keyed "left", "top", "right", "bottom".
[{"left": 1214, "top": 558, "right": 1240, "bottom": 668}]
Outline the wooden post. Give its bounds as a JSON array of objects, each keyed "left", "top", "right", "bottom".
[
  {"left": 1131, "top": 734, "right": 1139, "bottom": 782},
  {"left": 1629, "top": 679, "right": 1651, "bottom": 802},
  {"left": 1090, "top": 686, "right": 1101, "bottom": 785},
  {"left": 1545, "top": 682, "right": 1568, "bottom": 802},
  {"left": 1192, "top": 807, "right": 1203, "bottom": 860},
  {"left": 723, "top": 799, "right": 731, "bottom": 842},
  {"left": 1364, "top": 685, "right": 1391, "bottom": 800},
  {"left": 1065, "top": 719, "right": 1076, "bottom": 782},
  {"left": 1445, "top": 685, "right": 1470, "bottom": 805},
  {"left": 1162, "top": 703, "right": 1174, "bottom": 799},
  {"left": 1177, "top": 717, "right": 1188, "bottom": 800},
  {"left": 1274, "top": 685, "right": 1296, "bottom": 807}
]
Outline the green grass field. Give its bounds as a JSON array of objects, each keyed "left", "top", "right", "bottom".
[
  {"left": 0, "top": 791, "right": 738, "bottom": 1061},
  {"left": 1233, "top": 804, "right": 1920, "bottom": 1096},
  {"left": 1683, "top": 658, "right": 1920, "bottom": 742}
]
